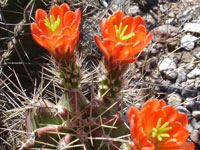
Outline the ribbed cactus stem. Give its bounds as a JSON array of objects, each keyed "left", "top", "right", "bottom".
[
  {"left": 59, "top": 60, "right": 81, "bottom": 90},
  {"left": 98, "top": 74, "right": 123, "bottom": 104},
  {"left": 98, "top": 64, "right": 128, "bottom": 105}
]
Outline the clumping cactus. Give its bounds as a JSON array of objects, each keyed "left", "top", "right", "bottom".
[{"left": 5, "top": 2, "right": 194, "bottom": 150}]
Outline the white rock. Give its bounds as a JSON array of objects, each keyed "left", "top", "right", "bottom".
[
  {"left": 187, "top": 68, "right": 200, "bottom": 79},
  {"left": 167, "top": 93, "right": 182, "bottom": 107},
  {"left": 158, "top": 58, "right": 176, "bottom": 71},
  {"left": 181, "top": 34, "right": 198, "bottom": 51},
  {"left": 183, "top": 22, "right": 200, "bottom": 33}
]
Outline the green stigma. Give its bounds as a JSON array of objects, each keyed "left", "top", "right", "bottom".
[
  {"left": 152, "top": 118, "right": 172, "bottom": 141},
  {"left": 115, "top": 22, "right": 135, "bottom": 41},
  {"left": 44, "top": 15, "right": 60, "bottom": 32}
]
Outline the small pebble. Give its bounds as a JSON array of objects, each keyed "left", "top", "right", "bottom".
[
  {"left": 159, "top": 58, "right": 177, "bottom": 71},
  {"left": 191, "top": 130, "right": 200, "bottom": 145},
  {"left": 176, "top": 67, "right": 187, "bottom": 83},
  {"left": 187, "top": 68, "right": 200, "bottom": 79},
  {"left": 187, "top": 118, "right": 199, "bottom": 133},
  {"left": 181, "top": 34, "right": 197, "bottom": 51},
  {"left": 176, "top": 106, "right": 191, "bottom": 117},
  {"left": 167, "top": 93, "right": 182, "bottom": 107},
  {"left": 181, "top": 86, "right": 197, "bottom": 99},
  {"left": 192, "top": 111, "right": 200, "bottom": 119}
]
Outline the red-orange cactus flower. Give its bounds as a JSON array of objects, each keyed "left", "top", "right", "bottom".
[
  {"left": 94, "top": 11, "right": 152, "bottom": 67},
  {"left": 127, "top": 99, "right": 195, "bottom": 150},
  {"left": 30, "top": 3, "right": 81, "bottom": 62}
]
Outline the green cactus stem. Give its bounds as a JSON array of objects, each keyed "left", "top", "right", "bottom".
[
  {"left": 59, "top": 89, "right": 89, "bottom": 113},
  {"left": 98, "top": 64, "right": 129, "bottom": 105},
  {"left": 59, "top": 59, "right": 82, "bottom": 90}
]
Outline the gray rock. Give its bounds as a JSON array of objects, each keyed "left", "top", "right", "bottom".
[
  {"left": 178, "top": 6, "right": 198, "bottom": 24},
  {"left": 186, "top": 63, "right": 195, "bottom": 71},
  {"left": 126, "top": 5, "right": 140, "bottom": 16},
  {"left": 192, "top": 47, "right": 200, "bottom": 59},
  {"left": 176, "top": 106, "right": 191, "bottom": 117},
  {"left": 167, "top": 93, "right": 182, "bottom": 107},
  {"left": 181, "top": 34, "right": 198, "bottom": 51},
  {"left": 186, "top": 79, "right": 195, "bottom": 87},
  {"left": 167, "top": 38, "right": 178, "bottom": 51},
  {"left": 195, "top": 78, "right": 200, "bottom": 91},
  {"left": 191, "top": 101, "right": 200, "bottom": 111},
  {"left": 192, "top": 111, "right": 200, "bottom": 119},
  {"left": 181, "top": 52, "right": 193, "bottom": 63},
  {"left": 187, "top": 118, "right": 199, "bottom": 133},
  {"left": 166, "top": 84, "right": 180, "bottom": 94},
  {"left": 187, "top": 68, "right": 200, "bottom": 79},
  {"left": 181, "top": 86, "right": 198, "bottom": 98},
  {"left": 184, "top": 98, "right": 194, "bottom": 110},
  {"left": 138, "top": 0, "right": 158, "bottom": 8},
  {"left": 139, "top": 48, "right": 149, "bottom": 59},
  {"left": 176, "top": 67, "right": 187, "bottom": 83},
  {"left": 159, "top": 58, "right": 177, "bottom": 80},
  {"left": 151, "top": 43, "right": 163, "bottom": 55},
  {"left": 152, "top": 25, "right": 178, "bottom": 42},
  {"left": 163, "top": 70, "right": 178, "bottom": 80},
  {"left": 191, "top": 130, "right": 200, "bottom": 145},
  {"left": 99, "top": 0, "right": 108, "bottom": 7},
  {"left": 154, "top": 81, "right": 168, "bottom": 92}
]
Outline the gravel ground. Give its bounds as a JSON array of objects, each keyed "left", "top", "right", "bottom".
[{"left": 0, "top": 0, "right": 200, "bottom": 149}]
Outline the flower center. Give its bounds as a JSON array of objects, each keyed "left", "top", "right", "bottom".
[
  {"left": 115, "top": 22, "right": 135, "bottom": 41},
  {"left": 152, "top": 118, "right": 172, "bottom": 141},
  {"left": 44, "top": 15, "right": 60, "bottom": 32}
]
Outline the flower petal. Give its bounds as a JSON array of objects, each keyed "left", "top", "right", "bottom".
[
  {"left": 144, "top": 32, "right": 152, "bottom": 46},
  {"left": 35, "top": 9, "right": 47, "bottom": 25},
  {"left": 113, "top": 42, "right": 127, "bottom": 59},
  {"left": 128, "top": 41, "right": 145, "bottom": 57},
  {"left": 112, "top": 10, "right": 124, "bottom": 26},
  {"left": 135, "top": 25, "right": 147, "bottom": 41},
  {"left": 75, "top": 8, "right": 81, "bottom": 27},
  {"left": 162, "top": 122, "right": 189, "bottom": 147},
  {"left": 38, "top": 20, "right": 52, "bottom": 36},
  {"left": 63, "top": 11, "right": 75, "bottom": 27},
  {"left": 121, "top": 16, "right": 135, "bottom": 35},
  {"left": 141, "top": 99, "right": 166, "bottom": 111},
  {"left": 140, "top": 108, "right": 164, "bottom": 135},
  {"left": 105, "top": 11, "right": 124, "bottom": 41},
  {"left": 133, "top": 16, "right": 145, "bottom": 32},
  {"left": 176, "top": 112, "right": 188, "bottom": 127},
  {"left": 100, "top": 18, "right": 107, "bottom": 38},
  {"left": 60, "top": 3, "right": 70, "bottom": 14},
  {"left": 32, "top": 34, "right": 48, "bottom": 50},
  {"left": 127, "top": 106, "right": 140, "bottom": 121},
  {"left": 162, "top": 106, "right": 178, "bottom": 123},
  {"left": 49, "top": 5, "right": 62, "bottom": 19},
  {"left": 30, "top": 23, "right": 43, "bottom": 37},
  {"left": 94, "top": 35, "right": 113, "bottom": 60},
  {"left": 138, "top": 127, "right": 154, "bottom": 148},
  {"left": 49, "top": 4, "right": 63, "bottom": 32}
]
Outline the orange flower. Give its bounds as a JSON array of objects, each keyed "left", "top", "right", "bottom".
[
  {"left": 30, "top": 3, "right": 81, "bottom": 62},
  {"left": 94, "top": 11, "right": 152, "bottom": 67},
  {"left": 127, "top": 99, "right": 195, "bottom": 150}
]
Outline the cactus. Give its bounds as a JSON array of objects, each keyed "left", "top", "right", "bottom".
[
  {"left": 1, "top": 1, "right": 194, "bottom": 150},
  {"left": 19, "top": 3, "right": 132, "bottom": 150}
]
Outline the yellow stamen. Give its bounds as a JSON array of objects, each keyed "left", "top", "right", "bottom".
[
  {"left": 152, "top": 118, "right": 172, "bottom": 141},
  {"left": 115, "top": 22, "right": 135, "bottom": 41},
  {"left": 44, "top": 15, "right": 60, "bottom": 32}
]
